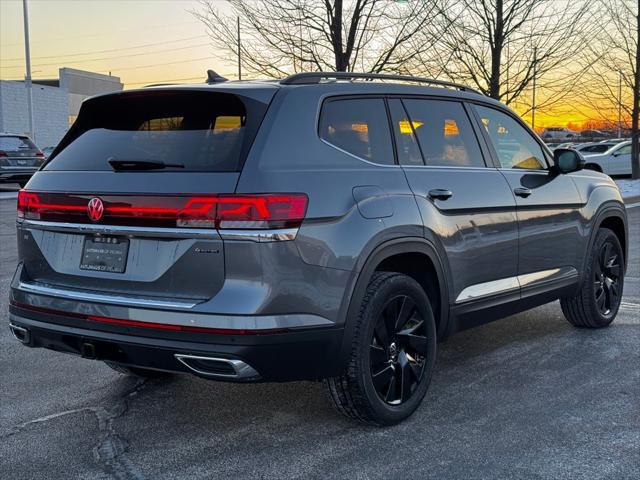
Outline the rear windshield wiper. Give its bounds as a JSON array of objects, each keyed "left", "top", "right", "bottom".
[{"left": 108, "top": 158, "right": 185, "bottom": 171}]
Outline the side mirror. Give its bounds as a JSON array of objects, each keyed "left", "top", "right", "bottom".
[{"left": 553, "top": 148, "right": 584, "bottom": 174}]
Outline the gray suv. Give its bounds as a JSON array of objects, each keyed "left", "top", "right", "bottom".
[
  {"left": 8, "top": 72, "right": 628, "bottom": 425},
  {"left": 0, "top": 133, "right": 45, "bottom": 187}
]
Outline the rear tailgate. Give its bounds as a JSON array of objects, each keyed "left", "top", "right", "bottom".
[
  {"left": 16, "top": 87, "right": 276, "bottom": 303},
  {"left": 0, "top": 135, "right": 43, "bottom": 168}
]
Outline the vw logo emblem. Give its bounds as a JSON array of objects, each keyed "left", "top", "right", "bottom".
[{"left": 87, "top": 197, "right": 104, "bottom": 222}]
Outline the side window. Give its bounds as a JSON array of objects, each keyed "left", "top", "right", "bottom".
[
  {"left": 401, "top": 99, "right": 485, "bottom": 168},
  {"left": 474, "top": 105, "right": 547, "bottom": 170},
  {"left": 388, "top": 99, "right": 423, "bottom": 166},
  {"left": 616, "top": 144, "right": 631, "bottom": 155},
  {"left": 320, "top": 98, "right": 394, "bottom": 165}
]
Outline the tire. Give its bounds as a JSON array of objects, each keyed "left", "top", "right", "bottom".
[
  {"left": 561, "top": 228, "right": 624, "bottom": 328},
  {"left": 105, "top": 361, "right": 171, "bottom": 378},
  {"left": 326, "top": 272, "right": 437, "bottom": 426}
]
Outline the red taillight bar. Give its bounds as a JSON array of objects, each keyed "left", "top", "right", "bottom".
[
  {"left": 17, "top": 190, "right": 307, "bottom": 229},
  {"left": 9, "top": 301, "right": 287, "bottom": 335}
]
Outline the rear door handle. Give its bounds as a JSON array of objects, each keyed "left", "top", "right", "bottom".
[
  {"left": 428, "top": 189, "right": 453, "bottom": 201},
  {"left": 514, "top": 187, "right": 533, "bottom": 198}
]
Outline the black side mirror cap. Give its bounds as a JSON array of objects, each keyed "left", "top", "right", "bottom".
[{"left": 553, "top": 148, "right": 584, "bottom": 174}]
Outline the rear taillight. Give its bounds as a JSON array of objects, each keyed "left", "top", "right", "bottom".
[
  {"left": 0, "top": 151, "right": 7, "bottom": 157},
  {"left": 17, "top": 191, "right": 308, "bottom": 229},
  {"left": 36, "top": 151, "right": 44, "bottom": 158}
]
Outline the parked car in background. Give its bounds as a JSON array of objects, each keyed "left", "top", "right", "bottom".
[
  {"left": 582, "top": 140, "right": 634, "bottom": 175},
  {"left": 541, "top": 127, "right": 579, "bottom": 141},
  {"left": 0, "top": 133, "right": 44, "bottom": 187},
  {"left": 574, "top": 142, "right": 619, "bottom": 154},
  {"left": 9, "top": 72, "right": 628, "bottom": 426},
  {"left": 41, "top": 146, "right": 55, "bottom": 159},
  {"left": 579, "top": 129, "right": 606, "bottom": 140},
  {"left": 555, "top": 142, "right": 577, "bottom": 150}
]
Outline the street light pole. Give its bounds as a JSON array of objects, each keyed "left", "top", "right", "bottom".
[
  {"left": 531, "top": 45, "right": 537, "bottom": 131},
  {"left": 22, "top": 0, "right": 35, "bottom": 141}
]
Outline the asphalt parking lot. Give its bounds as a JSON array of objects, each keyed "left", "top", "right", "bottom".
[{"left": 0, "top": 184, "right": 638, "bottom": 480}]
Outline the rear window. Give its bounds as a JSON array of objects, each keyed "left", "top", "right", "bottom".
[
  {"left": 45, "top": 91, "right": 267, "bottom": 172},
  {"left": 319, "top": 98, "right": 394, "bottom": 165},
  {"left": 0, "top": 136, "right": 37, "bottom": 152}
]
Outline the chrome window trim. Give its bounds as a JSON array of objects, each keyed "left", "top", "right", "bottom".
[
  {"left": 400, "top": 165, "right": 495, "bottom": 171},
  {"left": 319, "top": 137, "right": 401, "bottom": 168},
  {"left": 17, "top": 281, "right": 198, "bottom": 309},
  {"left": 17, "top": 219, "right": 298, "bottom": 242}
]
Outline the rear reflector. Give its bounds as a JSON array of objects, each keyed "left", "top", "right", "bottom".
[
  {"left": 17, "top": 190, "right": 307, "bottom": 229},
  {"left": 10, "top": 300, "right": 288, "bottom": 335}
]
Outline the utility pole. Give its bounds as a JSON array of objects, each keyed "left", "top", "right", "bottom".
[
  {"left": 22, "top": 0, "right": 35, "bottom": 141},
  {"left": 531, "top": 46, "right": 537, "bottom": 131},
  {"left": 237, "top": 16, "right": 242, "bottom": 81},
  {"left": 618, "top": 70, "right": 623, "bottom": 138}
]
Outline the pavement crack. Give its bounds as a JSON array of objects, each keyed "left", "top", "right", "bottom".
[
  {"left": 93, "top": 377, "right": 149, "bottom": 480},
  {"left": 2, "top": 377, "right": 149, "bottom": 480}
]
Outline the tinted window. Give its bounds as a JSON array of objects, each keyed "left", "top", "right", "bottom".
[
  {"left": 0, "top": 136, "right": 37, "bottom": 153},
  {"left": 388, "top": 99, "right": 423, "bottom": 166},
  {"left": 475, "top": 105, "right": 547, "bottom": 170},
  {"left": 402, "top": 99, "right": 485, "bottom": 168},
  {"left": 580, "top": 144, "right": 610, "bottom": 153},
  {"left": 45, "top": 92, "right": 266, "bottom": 172},
  {"left": 320, "top": 98, "right": 394, "bottom": 165}
]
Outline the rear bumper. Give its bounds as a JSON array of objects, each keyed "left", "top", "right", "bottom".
[{"left": 9, "top": 307, "right": 345, "bottom": 382}]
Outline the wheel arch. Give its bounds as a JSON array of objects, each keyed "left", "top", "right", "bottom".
[
  {"left": 337, "top": 237, "right": 451, "bottom": 369},
  {"left": 583, "top": 203, "right": 628, "bottom": 278}
]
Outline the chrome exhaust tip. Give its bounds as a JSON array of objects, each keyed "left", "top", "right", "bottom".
[
  {"left": 174, "top": 354, "right": 259, "bottom": 380},
  {"left": 9, "top": 323, "right": 31, "bottom": 345}
]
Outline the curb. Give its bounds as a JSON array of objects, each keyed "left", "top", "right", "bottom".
[{"left": 624, "top": 195, "right": 640, "bottom": 206}]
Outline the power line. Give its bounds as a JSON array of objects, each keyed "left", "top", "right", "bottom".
[
  {"left": 112, "top": 56, "right": 214, "bottom": 73},
  {"left": 1, "top": 35, "right": 208, "bottom": 63},
  {"left": 1, "top": 41, "right": 211, "bottom": 70},
  {"left": 0, "top": 19, "right": 201, "bottom": 48}
]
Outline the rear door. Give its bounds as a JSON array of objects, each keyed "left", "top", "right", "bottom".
[
  {"left": 389, "top": 97, "right": 519, "bottom": 305},
  {"left": 471, "top": 103, "right": 583, "bottom": 288},
  {"left": 609, "top": 143, "right": 632, "bottom": 175},
  {"left": 18, "top": 88, "right": 274, "bottom": 302}
]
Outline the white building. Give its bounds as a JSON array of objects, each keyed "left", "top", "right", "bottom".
[{"left": 0, "top": 68, "right": 123, "bottom": 148}]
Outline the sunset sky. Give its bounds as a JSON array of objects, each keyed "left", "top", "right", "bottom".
[{"left": 0, "top": 0, "right": 617, "bottom": 130}]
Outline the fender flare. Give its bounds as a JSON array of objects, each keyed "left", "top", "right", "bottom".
[
  {"left": 580, "top": 201, "right": 628, "bottom": 282},
  {"left": 336, "top": 237, "right": 451, "bottom": 368}
]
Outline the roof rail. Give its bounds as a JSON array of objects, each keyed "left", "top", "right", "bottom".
[{"left": 280, "top": 71, "right": 482, "bottom": 95}]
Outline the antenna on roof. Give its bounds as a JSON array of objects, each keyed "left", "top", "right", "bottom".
[{"left": 206, "top": 70, "right": 228, "bottom": 84}]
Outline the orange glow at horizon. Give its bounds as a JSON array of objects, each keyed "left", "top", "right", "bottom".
[{"left": 0, "top": 1, "right": 630, "bottom": 132}]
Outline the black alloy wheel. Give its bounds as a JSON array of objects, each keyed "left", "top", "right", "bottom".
[
  {"left": 369, "top": 294, "right": 427, "bottom": 405},
  {"left": 593, "top": 240, "right": 622, "bottom": 317}
]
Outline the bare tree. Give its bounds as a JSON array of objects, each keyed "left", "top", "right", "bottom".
[
  {"left": 416, "top": 0, "right": 595, "bottom": 113},
  {"left": 590, "top": 0, "right": 640, "bottom": 179},
  {"left": 193, "top": 0, "right": 439, "bottom": 78}
]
